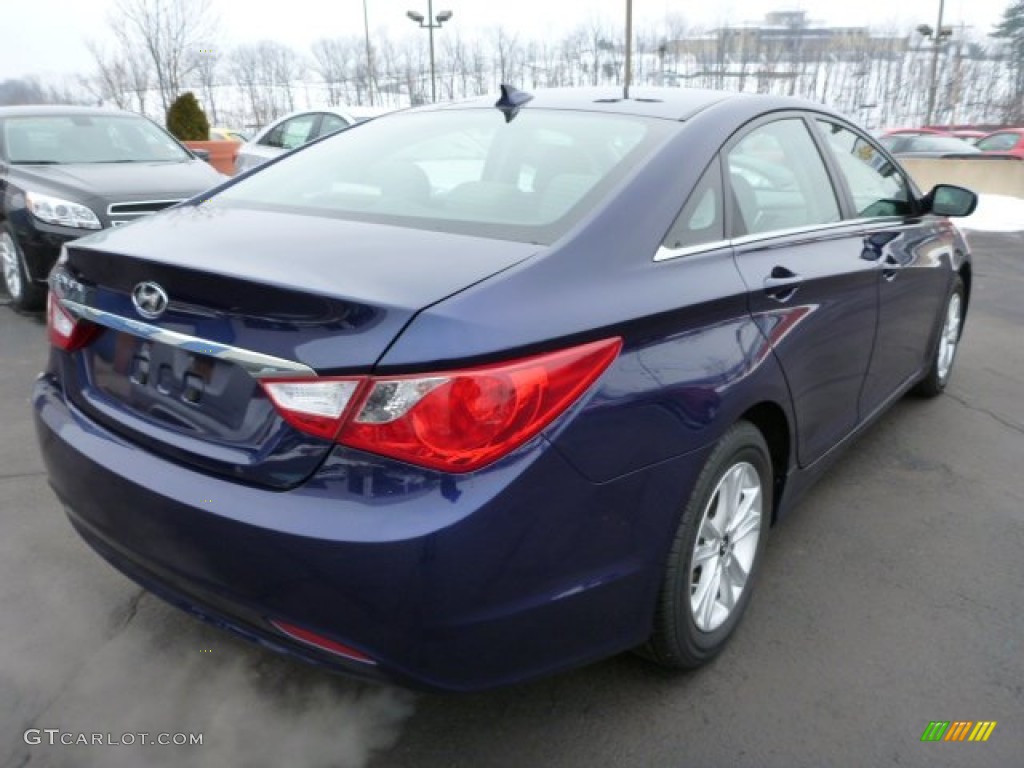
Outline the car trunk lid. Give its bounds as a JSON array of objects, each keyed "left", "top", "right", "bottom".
[{"left": 55, "top": 205, "right": 538, "bottom": 489}]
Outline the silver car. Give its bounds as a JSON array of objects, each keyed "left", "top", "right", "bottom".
[{"left": 233, "top": 106, "right": 390, "bottom": 174}]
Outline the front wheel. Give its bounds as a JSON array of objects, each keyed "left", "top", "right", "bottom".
[
  {"left": 913, "top": 276, "right": 964, "bottom": 398},
  {"left": 639, "top": 421, "right": 772, "bottom": 669},
  {"left": 1, "top": 228, "right": 46, "bottom": 312}
]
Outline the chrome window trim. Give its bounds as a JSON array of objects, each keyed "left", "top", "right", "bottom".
[
  {"left": 654, "top": 217, "right": 909, "bottom": 263},
  {"left": 654, "top": 240, "right": 732, "bottom": 262},
  {"left": 60, "top": 299, "right": 317, "bottom": 379}
]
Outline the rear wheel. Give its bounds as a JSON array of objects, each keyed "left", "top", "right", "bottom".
[
  {"left": 913, "top": 276, "right": 964, "bottom": 398},
  {"left": 1, "top": 228, "right": 46, "bottom": 312},
  {"left": 640, "top": 421, "right": 771, "bottom": 669}
]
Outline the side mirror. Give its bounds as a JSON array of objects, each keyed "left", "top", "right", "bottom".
[
  {"left": 191, "top": 147, "right": 211, "bottom": 163},
  {"left": 925, "top": 184, "right": 977, "bottom": 217}
]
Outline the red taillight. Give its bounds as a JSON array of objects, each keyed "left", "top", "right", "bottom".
[
  {"left": 260, "top": 338, "right": 621, "bottom": 472},
  {"left": 47, "top": 293, "right": 101, "bottom": 351},
  {"left": 269, "top": 619, "right": 376, "bottom": 665}
]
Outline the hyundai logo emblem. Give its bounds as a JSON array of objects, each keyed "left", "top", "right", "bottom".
[{"left": 132, "top": 281, "right": 169, "bottom": 319}]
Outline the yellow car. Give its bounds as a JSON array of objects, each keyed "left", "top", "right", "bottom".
[{"left": 209, "top": 127, "right": 250, "bottom": 143}]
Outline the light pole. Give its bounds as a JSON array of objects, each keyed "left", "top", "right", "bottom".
[
  {"left": 406, "top": 2, "right": 453, "bottom": 104},
  {"left": 363, "top": 0, "right": 375, "bottom": 106},
  {"left": 623, "top": 0, "right": 633, "bottom": 98},
  {"left": 919, "top": 0, "right": 952, "bottom": 126}
]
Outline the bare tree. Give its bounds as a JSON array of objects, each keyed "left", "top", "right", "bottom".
[
  {"left": 311, "top": 38, "right": 349, "bottom": 107},
  {"left": 84, "top": 41, "right": 134, "bottom": 109},
  {"left": 193, "top": 44, "right": 221, "bottom": 124},
  {"left": 110, "top": 0, "right": 218, "bottom": 115}
]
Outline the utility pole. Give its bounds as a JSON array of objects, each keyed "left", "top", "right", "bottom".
[
  {"left": 925, "top": 0, "right": 946, "bottom": 125},
  {"left": 624, "top": 0, "right": 633, "bottom": 98},
  {"left": 363, "top": 0, "right": 375, "bottom": 105}
]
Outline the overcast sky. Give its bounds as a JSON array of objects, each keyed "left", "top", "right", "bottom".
[{"left": 0, "top": 0, "right": 1011, "bottom": 81}]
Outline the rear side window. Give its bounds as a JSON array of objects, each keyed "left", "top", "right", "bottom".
[
  {"left": 317, "top": 114, "right": 349, "bottom": 138},
  {"left": 725, "top": 118, "right": 840, "bottom": 237},
  {"left": 214, "top": 110, "right": 675, "bottom": 245},
  {"left": 816, "top": 120, "right": 912, "bottom": 218},
  {"left": 662, "top": 159, "right": 724, "bottom": 250},
  {"left": 976, "top": 132, "right": 1020, "bottom": 151},
  {"left": 261, "top": 114, "right": 318, "bottom": 149}
]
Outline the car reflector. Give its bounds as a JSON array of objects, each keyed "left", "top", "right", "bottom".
[{"left": 268, "top": 619, "right": 376, "bottom": 665}]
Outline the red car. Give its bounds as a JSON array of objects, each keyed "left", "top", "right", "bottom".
[
  {"left": 976, "top": 128, "right": 1024, "bottom": 157},
  {"left": 882, "top": 127, "right": 950, "bottom": 137}
]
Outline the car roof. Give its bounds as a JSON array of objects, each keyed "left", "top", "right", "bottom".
[
  {"left": 414, "top": 86, "right": 814, "bottom": 122},
  {"left": 0, "top": 104, "right": 141, "bottom": 118}
]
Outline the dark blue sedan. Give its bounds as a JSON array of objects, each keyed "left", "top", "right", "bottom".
[{"left": 34, "top": 87, "right": 975, "bottom": 691}]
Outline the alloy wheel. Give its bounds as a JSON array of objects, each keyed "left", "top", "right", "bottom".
[
  {"left": 0, "top": 232, "right": 22, "bottom": 300},
  {"left": 690, "top": 461, "right": 763, "bottom": 633},
  {"left": 936, "top": 292, "right": 962, "bottom": 383}
]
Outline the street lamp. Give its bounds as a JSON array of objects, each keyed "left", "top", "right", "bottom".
[
  {"left": 919, "top": 0, "right": 953, "bottom": 126},
  {"left": 406, "top": 2, "right": 453, "bottom": 104}
]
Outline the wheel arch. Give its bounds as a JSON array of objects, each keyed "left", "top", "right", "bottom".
[{"left": 738, "top": 400, "right": 791, "bottom": 525}]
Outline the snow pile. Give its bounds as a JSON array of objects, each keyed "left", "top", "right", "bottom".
[{"left": 958, "top": 194, "right": 1024, "bottom": 233}]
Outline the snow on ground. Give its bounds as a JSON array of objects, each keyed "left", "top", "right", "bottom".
[{"left": 959, "top": 193, "right": 1024, "bottom": 233}]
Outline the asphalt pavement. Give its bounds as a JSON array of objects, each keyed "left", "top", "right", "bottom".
[{"left": 1, "top": 231, "right": 1021, "bottom": 768}]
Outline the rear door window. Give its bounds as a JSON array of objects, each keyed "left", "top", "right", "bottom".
[
  {"left": 976, "top": 132, "right": 1020, "bottom": 151},
  {"left": 725, "top": 118, "right": 841, "bottom": 237},
  {"left": 317, "top": 114, "right": 349, "bottom": 138},
  {"left": 261, "top": 114, "right": 318, "bottom": 149}
]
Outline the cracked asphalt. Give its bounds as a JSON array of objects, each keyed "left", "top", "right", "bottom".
[{"left": 1, "top": 231, "right": 1022, "bottom": 768}]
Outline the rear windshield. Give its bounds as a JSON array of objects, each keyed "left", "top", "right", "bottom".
[
  {"left": 2, "top": 114, "right": 191, "bottom": 164},
  {"left": 212, "top": 109, "right": 676, "bottom": 244},
  {"left": 904, "top": 136, "right": 979, "bottom": 153}
]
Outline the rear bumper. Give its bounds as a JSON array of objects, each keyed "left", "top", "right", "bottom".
[{"left": 34, "top": 372, "right": 702, "bottom": 691}]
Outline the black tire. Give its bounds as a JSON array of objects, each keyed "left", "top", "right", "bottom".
[
  {"left": 913, "top": 276, "right": 965, "bottom": 398},
  {"left": 0, "top": 227, "right": 46, "bottom": 312},
  {"left": 639, "top": 421, "right": 772, "bottom": 669}
]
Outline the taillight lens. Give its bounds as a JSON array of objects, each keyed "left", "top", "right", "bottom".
[
  {"left": 260, "top": 338, "right": 622, "bottom": 472},
  {"left": 260, "top": 378, "right": 363, "bottom": 440},
  {"left": 47, "top": 294, "right": 101, "bottom": 351}
]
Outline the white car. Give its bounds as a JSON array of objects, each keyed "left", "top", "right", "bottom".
[{"left": 233, "top": 106, "right": 390, "bottom": 174}]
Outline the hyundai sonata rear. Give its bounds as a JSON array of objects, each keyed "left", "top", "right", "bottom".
[{"left": 34, "top": 87, "right": 971, "bottom": 690}]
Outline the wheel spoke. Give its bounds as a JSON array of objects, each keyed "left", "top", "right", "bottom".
[
  {"left": 704, "top": 494, "right": 725, "bottom": 538},
  {"left": 727, "top": 483, "right": 760, "bottom": 537},
  {"left": 692, "top": 539, "right": 719, "bottom": 567},
  {"left": 697, "top": 564, "right": 722, "bottom": 629},
  {"left": 724, "top": 554, "right": 749, "bottom": 592},
  {"left": 729, "top": 501, "right": 761, "bottom": 544}
]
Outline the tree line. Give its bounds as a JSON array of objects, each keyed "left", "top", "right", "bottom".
[{"left": 6, "top": 0, "right": 1024, "bottom": 131}]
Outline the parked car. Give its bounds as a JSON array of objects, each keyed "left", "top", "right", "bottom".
[
  {"left": 948, "top": 129, "right": 987, "bottom": 144},
  {"left": 975, "top": 128, "right": 1024, "bottom": 157},
  {"left": 233, "top": 106, "right": 390, "bottom": 174},
  {"left": 209, "top": 127, "right": 250, "bottom": 142},
  {"left": 35, "top": 86, "right": 975, "bottom": 691},
  {"left": 0, "top": 105, "right": 223, "bottom": 311},
  {"left": 881, "top": 127, "right": 950, "bottom": 137},
  {"left": 877, "top": 133, "right": 981, "bottom": 157}
]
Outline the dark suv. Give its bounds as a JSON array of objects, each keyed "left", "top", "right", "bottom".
[{"left": 1, "top": 105, "right": 223, "bottom": 310}]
